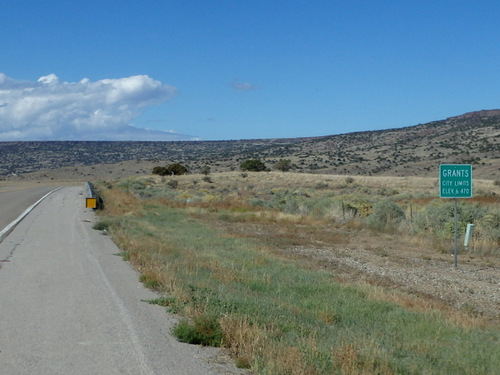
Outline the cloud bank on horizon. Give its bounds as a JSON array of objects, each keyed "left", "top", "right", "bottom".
[{"left": 0, "top": 73, "right": 195, "bottom": 141}]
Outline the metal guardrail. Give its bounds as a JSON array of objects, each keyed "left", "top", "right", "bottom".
[{"left": 85, "top": 182, "right": 103, "bottom": 209}]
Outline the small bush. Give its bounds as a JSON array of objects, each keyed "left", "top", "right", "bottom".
[
  {"left": 152, "top": 166, "right": 168, "bottom": 176},
  {"left": 412, "top": 201, "right": 487, "bottom": 239},
  {"left": 240, "top": 159, "right": 268, "bottom": 172},
  {"left": 144, "top": 297, "right": 176, "bottom": 307},
  {"left": 93, "top": 220, "right": 110, "bottom": 231},
  {"left": 167, "top": 180, "right": 179, "bottom": 189},
  {"left": 366, "top": 198, "right": 405, "bottom": 230},
  {"left": 274, "top": 159, "right": 293, "bottom": 172},
  {"left": 235, "top": 357, "right": 252, "bottom": 369},
  {"left": 153, "top": 163, "right": 188, "bottom": 176},
  {"left": 130, "top": 180, "right": 147, "bottom": 191},
  {"left": 201, "top": 165, "right": 211, "bottom": 175},
  {"left": 139, "top": 274, "right": 162, "bottom": 289},
  {"left": 166, "top": 163, "right": 188, "bottom": 175},
  {"left": 173, "top": 315, "right": 223, "bottom": 347},
  {"left": 314, "top": 182, "right": 329, "bottom": 190},
  {"left": 345, "top": 176, "right": 355, "bottom": 184}
]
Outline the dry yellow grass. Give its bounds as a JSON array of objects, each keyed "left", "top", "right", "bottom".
[{"left": 138, "top": 171, "right": 500, "bottom": 204}]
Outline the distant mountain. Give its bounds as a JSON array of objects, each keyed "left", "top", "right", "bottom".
[{"left": 1, "top": 110, "right": 499, "bottom": 180}]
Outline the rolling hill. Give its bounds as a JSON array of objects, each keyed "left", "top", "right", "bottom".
[{"left": 1, "top": 109, "right": 499, "bottom": 180}]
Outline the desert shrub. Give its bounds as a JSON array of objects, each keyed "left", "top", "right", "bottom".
[
  {"left": 201, "top": 165, "right": 211, "bottom": 175},
  {"left": 413, "top": 201, "right": 487, "bottom": 238},
  {"left": 314, "top": 182, "right": 329, "bottom": 189},
  {"left": 130, "top": 180, "right": 147, "bottom": 191},
  {"left": 240, "top": 159, "right": 268, "bottom": 172},
  {"left": 413, "top": 201, "right": 450, "bottom": 236},
  {"left": 166, "top": 163, "right": 188, "bottom": 175},
  {"left": 260, "top": 189, "right": 341, "bottom": 219},
  {"left": 152, "top": 164, "right": 188, "bottom": 176},
  {"left": 202, "top": 175, "right": 213, "bottom": 183},
  {"left": 456, "top": 203, "right": 486, "bottom": 228},
  {"left": 340, "top": 198, "right": 372, "bottom": 218},
  {"left": 478, "top": 208, "right": 500, "bottom": 239},
  {"left": 475, "top": 208, "right": 500, "bottom": 252},
  {"left": 152, "top": 166, "right": 168, "bottom": 176},
  {"left": 93, "top": 220, "right": 111, "bottom": 231},
  {"left": 335, "top": 201, "right": 368, "bottom": 221},
  {"left": 139, "top": 274, "right": 162, "bottom": 289},
  {"left": 167, "top": 180, "right": 179, "bottom": 189},
  {"left": 265, "top": 189, "right": 301, "bottom": 213},
  {"left": 249, "top": 198, "right": 266, "bottom": 207},
  {"left": 274, "top": 159, "right": 293, "bottom": 172},
  {"left": 345, "top": 176, "right": 355, "bottom": 184},
  {"left": 366, "top": 198, "right": 405, "bottom": 230}
]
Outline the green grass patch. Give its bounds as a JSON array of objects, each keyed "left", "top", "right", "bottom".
[
  {"left": 99, "top": 192, "right": 500, "bottom": 374},
  {"left": 173, "top": 315, "right": 224, "bottom": 347},
  {"left": 143, "top": 296, "right": 176, "bottom": 307},
  {"left": 92, "top": 220, "right": 111, "bottom": 231},
  {"left": 113, "top": 251, "right": 130, "bottom": 261},
  {"left": 139, "top": 274, "right": 161, "bottom": 290}
]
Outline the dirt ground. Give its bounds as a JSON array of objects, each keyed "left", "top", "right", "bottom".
[{"left": 289, "top": 242, "right": 500, "bottom": 322}]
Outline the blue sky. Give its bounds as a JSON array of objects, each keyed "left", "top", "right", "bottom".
[{"left": 1, "top": 1, "right": 499, "bottom": 141}]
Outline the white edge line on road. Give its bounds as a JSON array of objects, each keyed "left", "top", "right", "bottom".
[{"left": 0, "top": 187, "right": 63, "bottom": 243}]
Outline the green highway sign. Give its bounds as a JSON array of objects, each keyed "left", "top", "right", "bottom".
[{"left": 439, "top": 164, "right": 472, "bottom": 198}]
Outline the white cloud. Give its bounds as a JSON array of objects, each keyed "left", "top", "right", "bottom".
[
  {"left": 231, "top": 80, "right": 259, "bottom": 92},
  {"left": 0, "top": 73, "right": 191, "bottom": 140}
]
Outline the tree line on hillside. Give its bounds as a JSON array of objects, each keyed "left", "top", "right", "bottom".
[{"left": 152, "top": 159, "right": 297, "bottom": 176}]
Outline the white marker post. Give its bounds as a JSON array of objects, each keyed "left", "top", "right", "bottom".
[
  {"left": 464, "top": 223, "right": 475, "bottom": 251},
  {"left": 439, "top": 164, "right": 472, "bottom": 268}
]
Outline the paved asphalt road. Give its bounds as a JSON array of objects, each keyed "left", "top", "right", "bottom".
[
  {"left": 0, "top": 184, "right": 57, "bottom": 230},
  {"left": 0, "top": 186, "right": 229, "bottom": 374}
]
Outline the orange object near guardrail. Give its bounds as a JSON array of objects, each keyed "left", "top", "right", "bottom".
[
  {"left": 85, "top": 182, "right": 103, "bottom": 209},
  {"left": 86, "top": 197, "right": 97, "bottom": 209}
]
